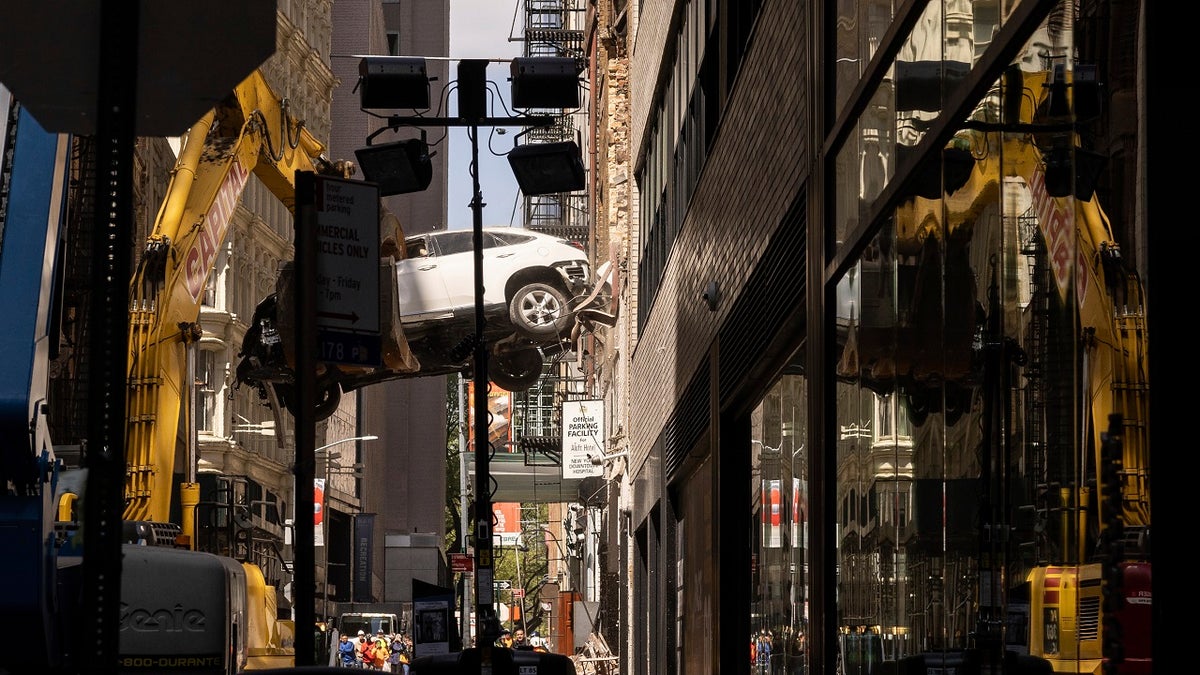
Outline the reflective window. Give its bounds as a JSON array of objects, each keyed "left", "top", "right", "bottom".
[
  {"left": 833, "top": 0, "right": 1005, "bottom": 254},
  {"left": 830, "top": 8, "right": 1151, "bottom": 670},
  {"left": 750, "top": 369, "right": 809, "bottom": 674}
]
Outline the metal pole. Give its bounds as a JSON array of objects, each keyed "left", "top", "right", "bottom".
[
  {"left": 323, "top": 452, "right": 329, "bottom": 622},
  {"left": 83, "top": 3, "right": 138, "bottom": 669},
  {"left": 294, "top": 171, "right": 318, "bottom": 666},
  {"left": 459, "top": 374, "right": 472, "bottom": 645},
  {"left": 516, "top": 541, "right": 527, "bottom": 637},
  {"left": 463, "top": 54, "right": 500, "bottom": 663},
  {"left": 470, "top": 116, "right": 499, "bottom": 649}
]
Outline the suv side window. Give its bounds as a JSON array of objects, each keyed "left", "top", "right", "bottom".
[
  {"left": 491, "top": 231, "right": 534, "bottom": 246},
  {"left": 406, "top": 237, "right": 431, "bottom": 258},
  {"left": 435, "top": 231, "right": 473, "bottom": 255},
  {"left": 434, "top": 230, "right": 506, "bottom": 255}
]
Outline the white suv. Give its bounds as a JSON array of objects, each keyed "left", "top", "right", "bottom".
[
  {"left": 398, "top": 227, "right": 590, "bottom": 342},
  {"left": 237, "top": 227, "right": 600, "bottom": 418}
]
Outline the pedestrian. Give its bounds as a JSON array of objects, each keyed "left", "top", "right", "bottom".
[
  {"left": 338, "top": 633, "right": 359, "bottom": 668},
  {"left": 755, "top": 629, "right": 772, "bottom": 674},
  {"left": 496, "top": 628, "right": 513, "bottom": 648},
  {"left": 369, "top": 629, "right": 390, "bottom": 670},
  {"left": 512, "top": 628, "right": 528, "bottom": 649},
  {"left": 354, "top": 630, "right": 368, "bottom": 667},
  {"left": 388, "top": 633, "right": 411, "bottom": 675}
]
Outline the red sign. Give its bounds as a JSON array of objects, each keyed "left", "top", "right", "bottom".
[
  {"left": 512, "top": 588, "right": 525, "bottom": 599},
  {"left": 450, "top": 552, "right": 474, "bottom": 573}
]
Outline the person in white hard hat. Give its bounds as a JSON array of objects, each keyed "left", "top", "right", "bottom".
[{"left": 354, "top": 630, "right": 368, "bottom": 666}]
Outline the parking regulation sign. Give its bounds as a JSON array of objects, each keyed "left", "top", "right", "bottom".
[{"left": 312, "top": 176, "right": 381, "bottom": 366}]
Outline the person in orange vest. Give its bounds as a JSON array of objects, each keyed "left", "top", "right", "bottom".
[
  {"left": 363, "top": 630, "right": 389, "bottom": 670},
  {"left": 496, "top": 628, "right": 514, "bottom": 649}
]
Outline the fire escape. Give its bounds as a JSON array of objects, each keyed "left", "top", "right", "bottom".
[
  {"left": 518, "top": 0, "right": 588, "bottom": 244},
  {"left": 510, "top": 0, "right": 591, "bottom": 446}
]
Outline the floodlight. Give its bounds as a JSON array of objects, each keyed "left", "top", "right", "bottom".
[
  {"left": 358, "top": 56, "right": 430, "bottom": 110},
  {"left": 1043, "top": 145, "right": 1106, "bottom": 200},
  {"left": 897, "top": 144, "right": 974, "bottom": 200},
  {"left": 355, "top": 138, "right": 434, "bottom": 196},
  {"left": 507, "top": 141, "right": 586, "bottom": 196},
  {"left": 510, "top": 57, "right": 582, "bottom": 109},
  {"left": 588, "top": 449, "right": 629, "bottom": 466},
  {"left": 894, "top": 60, "right": 971, "bottom": 113}
]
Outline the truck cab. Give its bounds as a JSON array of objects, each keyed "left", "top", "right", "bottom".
[{"left": 339, "top": 611, "right": 401, "bottom": 637}]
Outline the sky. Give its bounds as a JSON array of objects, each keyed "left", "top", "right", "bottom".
[{"left": 447, "top": 1, "right": 525, "bottom": 229}]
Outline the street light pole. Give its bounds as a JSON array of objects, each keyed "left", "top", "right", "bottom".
[
  {"left": 353, "top": 55, "right": 574, "bottom": 666},
  {"left": 316, "top": 435, "right": 378, "bottom": 623},
  {"left": 458, "top": 374, "right": 473, "bottom": 645},
  {"left": 464, "top": 61, "right": 501, "bottom": 651}
]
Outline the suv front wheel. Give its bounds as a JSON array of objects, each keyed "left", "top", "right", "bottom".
[{"left": 509, "top": 282, "right": 571, "bottom": 341}]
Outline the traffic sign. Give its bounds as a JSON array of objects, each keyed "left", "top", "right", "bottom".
[
  {"left": 312, "top": 176, "right": 381, "bottom": 367},
  {"left": 512, "top": 588, "right": 525, "bottom": 599},
  {"left": 494, "top": 580, "right": 512, "bottom": 590}
]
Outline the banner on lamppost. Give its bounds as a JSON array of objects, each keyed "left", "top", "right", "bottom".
[
  {"left": 314, "top": 478, "right": 326, "bottom": 547},
  {"left": 562, "top": 399, "right": 604, "bottom": 479},
  {"left": 493, "top": 502, "right": 522, "bottom": 547},
  {"left": 467, "top": 381, "right": 513, "bottom": 450},
  {"left": 353, "top": 513, "right": 375, "bottom": 602}
]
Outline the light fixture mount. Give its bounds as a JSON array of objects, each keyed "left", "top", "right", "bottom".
[
  {"left": 355, "top": 138, "right": 434, "bottom": 196},
  {"left": 507, "top": 140, "right": 586, "bottom": 196},
  {"left": 358, "top": 56, "right": 430, "bottom": 110}
]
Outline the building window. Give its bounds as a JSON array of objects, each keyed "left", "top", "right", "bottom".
[
  {"left": 196, "top": 349, "right": 217, "bottom": 432},
  {"left": 637, "top": 0, "right": 749, "bottom": 330}
]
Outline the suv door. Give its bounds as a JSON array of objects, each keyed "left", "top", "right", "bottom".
[
  {"left": 434, "top": 230, "right": 518, "bottom": 310},
  {"left": 395, "top": 234, "right": 453, "bottom": 322}
]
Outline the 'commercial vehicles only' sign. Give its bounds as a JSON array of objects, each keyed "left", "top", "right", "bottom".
[{"left": 313, "top": 176, "right": 381, "bottom": 367}]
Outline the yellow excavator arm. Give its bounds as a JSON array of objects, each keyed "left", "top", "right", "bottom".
[
  {"left": 894, "top": 68, "right": 1149, "bottom": 532},
  {"left": 892, "top": 67, "right": 1150, "bottom": 673},
  {"left": 124, "top": 70, "right": 327, "bottom": 526}
]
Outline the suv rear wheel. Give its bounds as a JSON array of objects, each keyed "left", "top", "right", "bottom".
[
  {"left": 276, "top": 380, "right": 343, "bottom": 421},
  {"left": 510, "top": 282, "right": 570, "bottom": 341},
  {"left": 489, "top": 347, "right": 544, "bottom": 391}
]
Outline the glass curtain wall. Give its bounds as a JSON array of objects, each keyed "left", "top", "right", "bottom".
[
  {"left": 835, "top": 1, "right": 1152, "bottom": 667},
  {"left": 823, "top": 1, "right": 1150, "bottom": 673}
]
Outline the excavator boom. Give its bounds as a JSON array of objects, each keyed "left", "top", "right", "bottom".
[{"left": 124, "top": 70, "right": 325, "bottom": 525}]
